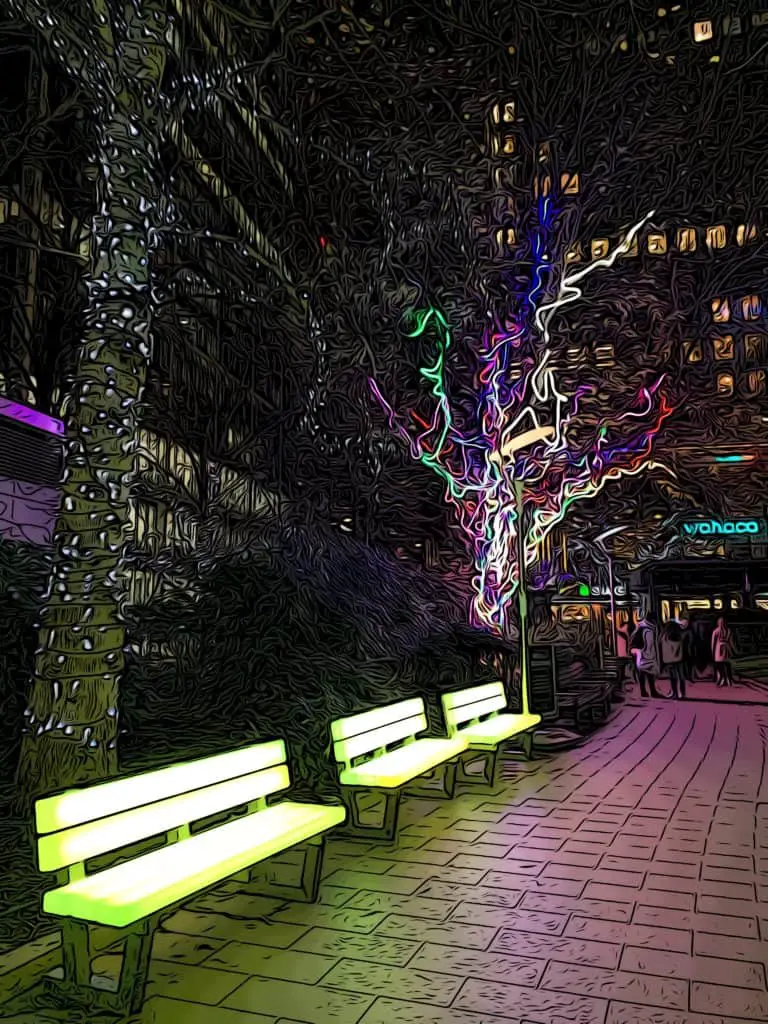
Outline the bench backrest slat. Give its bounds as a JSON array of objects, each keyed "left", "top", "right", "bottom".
[
  {"left": 36, "top": 739, "right": 286, "bottom": 835},
  {"left": 442, "top": 683, "right": 506, "bottom": 730},
  {"left": 37, "top": 763, "right": 290, "bottom": 872},
  {"left": 331, "top": 698, "right": 426, "bottom": 764}
]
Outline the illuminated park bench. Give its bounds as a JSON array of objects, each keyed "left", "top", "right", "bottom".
[
  {"left": 441, "top": 682, "right": 542, "bottom": 784},
  {"left": 331, "top": 697, "right": 468, "bottom": 842},
  {"left": 34, "top": 740, "right": 345, "bottom": 1014}
]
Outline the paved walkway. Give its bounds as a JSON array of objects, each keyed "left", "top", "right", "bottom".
[{"left": 5, "top": 697, "right": 768, "bottom": 1024}]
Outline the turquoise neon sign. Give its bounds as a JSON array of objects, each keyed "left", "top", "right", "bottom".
[{"left": 682, "top": 518, "right": 767, "bottom": 537}]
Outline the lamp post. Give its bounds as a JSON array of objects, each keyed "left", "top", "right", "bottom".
[{"left": 595, "top": 525, "right": 629, "bottom": 657}]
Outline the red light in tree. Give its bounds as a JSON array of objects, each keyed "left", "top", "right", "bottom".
[{"left": 319, "top": 236, "right": 327, "bottom": 249}]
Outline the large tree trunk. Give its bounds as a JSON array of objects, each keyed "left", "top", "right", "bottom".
[{"left": 16, "top": 7, "right": 168, "bottom": 805}]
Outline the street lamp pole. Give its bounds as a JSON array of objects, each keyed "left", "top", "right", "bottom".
[{"left": 513, "top": 477, "right": 531, "bottom": 717}]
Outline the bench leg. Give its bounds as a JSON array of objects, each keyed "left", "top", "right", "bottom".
[
  {"left": 45, "top": 916, "right": 155, "bottom": 1015},
  {"left": 404, "top": 759, "right": 458, "bottom": 801},
  {"left": 338, "top": 787, "right": 401, "bottom": 843},
  {"left": 457, "top": 749, "right": 498, "bottom": 787},
  {"left": 520, "top": 731, "right": 534, "bottom": 760},
  {"left": 245, "top": 837, "right": 326, "bottom": 903}
]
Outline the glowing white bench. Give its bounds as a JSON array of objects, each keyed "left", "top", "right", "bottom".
[
  {"left": 442, "top": 682, "right": 541, "bottom": 785},
  {"left": 35, "top": 740, "right": 345, "bottom": 1014},
  {"left": 331, "top": 697, "right": 467, "bottom": 841}
]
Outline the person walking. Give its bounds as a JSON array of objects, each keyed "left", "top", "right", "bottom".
[
  {"left": 630, "top": 612, "right": 662, "bottom": 698},
  {"left": 712, "top": 617, "right": 735, "bottom": 687},
  {"left": 661, "top": 618, "right": 686, "bottom": 699},
  {"left": 677, "top": 604, "right": 694, "bottom": 688}
]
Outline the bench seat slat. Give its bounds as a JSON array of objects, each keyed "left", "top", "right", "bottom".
[
  {"left": 458, "top": 712, "right": 542, "bottom": 748},
  {"left": 43, "top": 802, "right": 345, "bottom": 928},
  {"left": 339, "top": 736, "right": 467, "bottom": 788},
  {"left": 38, "top": 765, "right": 290, "bottom": 873}
]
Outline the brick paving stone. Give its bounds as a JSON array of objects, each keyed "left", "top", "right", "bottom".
[
  {"left": 356, "top": 995, "right": 532, "bottom": 1024},
  {"left": 408, "top": 943, "right": 545, "bottom": 987},
  {"left": 270, "top": 904, "right": 388, "bottom": 933},
  {"left": 320, "top": 959, "right": 463, "bottom": 1005},
  {"left": 646, "top": 871, "right": 701, "bottom": 894},
  {"left": 699, "top": 879, "right": 756, "bottom": 900},
  {"left": 691, "top": 982, "right": 768, "bottom": 1020},
  {"left": 223, "top": 977, "right": 373, "bottom": 1022},
  {"left": 291, "top": 928, "right": 420, "bottom": 966},
  {"left": 414, "top": 880, "right": 524, "bottom": 908},
  {"left": 605, "top": 1002, "right": 742, "bottom": 1024},
  {"left": 161, "top": 910, "right": 310, "bottom": 949},
  {"left": 491, "top": 928, "right": 622, "bottom": 968},
  {"left": 637, "top": 888, "right": 696, "bottom": 911},
  {"left": 565, "top": 916, "right": 691, "bottom": 952},
  {"left": 519, "top": 892, "right": 633, "bottom": 921},
  {"left": 632, "top": 905, "right": 759, "bottom": 938},
  {"left": 374, "top": 915, "right": 497, "bottom": 949},
  {"left": 344, "top": 891, "right": 457, "bottom": 920},
  {"left": 696, "top": 894, "right": 760, "bottom": 918},
  {"left": 452, "top": 904, "right": 568, "bottom": 934},
  {"left": 620, "top": 947, "right": 765, "bottom": 989},
  {"left": 454, "top": 978, "right": 608, "bottom": 1024},
  {"left": 389, "top": 862, "right": 486, "bottom": 885},
  {"left": 140, "top": 997, "right": 277, "bottom": 1023},
  {"left": 693, "top": 931, "right": 768, "bottom": 964},
  {"left": 204, "top": 942, "right": 337, "bottom": 983},
  {"left": 321, "top": 869, "right": 425, "bottom": 895},
  {"left": 540, "top": 960, "right": 689, "bottom": 1009}
]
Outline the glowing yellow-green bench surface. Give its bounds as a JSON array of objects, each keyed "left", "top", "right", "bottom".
[
  {"left": 442, "top": 682, "right": 541, "bottom": 776},
  {"left": 330, "top": 697, "right": 467, "bottom": 839},
  {"left": 35, "top": 739, "right": 345, "bottom": 1013}
]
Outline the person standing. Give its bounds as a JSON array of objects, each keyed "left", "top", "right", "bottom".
[
  {"left": 712, "top": 617, "right": 735, "bottom": 687},
  {"left": 630, "top": 612, "right": 662, "bottom": 698},
  {"left": 661, "top": 618, "right": 685, "bottom": 699},
  {"left": 677, "top": 604, "right": 694, "bottom": 688}
]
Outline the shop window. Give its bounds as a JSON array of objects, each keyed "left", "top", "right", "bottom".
[
  {"left": 647, "top": 232, "right": 667, "bottom": 255},
  {"left": 736, "top": 223, "right": 758, "bottom": 245},
  {"left": 706, "top": 224, "right": 727, "bottom": 250},
  {"left": 677, "top": 226, "right": 697, "bottom": 252},
  {"left": 591, "top": 238, "right": 609, "bottom": 260},
  {"left": 683, "top": 340, "right": 702, "bottom": 362},
  {"left": 711, "top": 297, "right": 729, "bottom": 322},
  {"left": 561, "top": 172, "right": 579, "bottom": 195},
  {"left": 742, "top": 294, "right": 761, "bottom": 320},
  {"left": 716, "top": 372, "right": 734, "bottom": 395},
  {"left": 495, "top": 227, "right": 516, "bottom": 248},
  {"left": 693, "top": 20, "right": 713, "bottom": 42},
  {"left": 713, "top": 335, "right": 734, "bottom": 359},
  {"left": 745, "top": 334, "right": 767, "bottom": 360}
]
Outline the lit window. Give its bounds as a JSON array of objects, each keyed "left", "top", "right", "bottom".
[
  {"left": 647, "top": 232, "right": 667, "bottom": 255},
  {"left": 618, "top": 37, "right": 629, "bottom": 51},
  {"left": 736, "top": 224, "right": 757, "bottom": 245},
  {"left": 495, "top": 227, "right": 516, "bottom": 248},
  {"left": 534, "top": 175, "right": 551, "bottom": 197},
  {"left": 723, "top": 16, "right": 741, "bottom": 35},
  {"left": 677, "top": 227, "right": 696, "bottom": 252},
  {"left": 561, "top": 172, "right": 579, "bottom": 195},
  {"left": 713, "top": 335, "right": 734, "bottom": 359},
  {"left": 745, "top": 334, "right": 767, "bottom": 360},
  {"left": 717, "top": 372, "right": 734, "bottom": 395},
  {"left": 742, "top": 295, "right": 761, "bottom": 320},
  {"left": 0, "top": 198, "right": 6, "bottom": 224},
  {"left": 591, "top": 238, "right": 609, "bottom": 260},
  {"left": 684, "top": 341, "right": 702, "bottom": 362},
  {"left": 538, "top": 142, "right": 551, "bottom": 162},
  {"left": 9, "top": 200, "right": 19, "bottom": 217},
  {"left": 508, "top": 363, "right": 522, "bottom": 380},
  {"left": 491, "top": 100, "right": 515, "bottom": 124},
  {"left": 693, "top": 20, "right": 713, "bottom": 42},
  {"left": 564, "top": 245, "right": 582, "bottom": 264},
  {"left": 706, "top": 224, "right": 727, "bottom": 250},
  {"left": 752, "top": 12, "right": 768, "bottom": 28},
  {"left": 711, "top": 297, "right": 729, "bottom": 322},
  {"left": 595, "top": 344, "right": 615, "bottom": 365},
  {"left": 502, "top": 134, "right": 516, "bottom": 154},
  {"left": 503, "top": 100, "right": 515, "bottom": 122},
  {"left": 748, "top": 370, "right": 766, "bottom": 395}
]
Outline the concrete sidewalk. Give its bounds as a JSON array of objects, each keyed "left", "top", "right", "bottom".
[{"left": 3, "top": 697, "right": 768, "bottom": 1023}]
